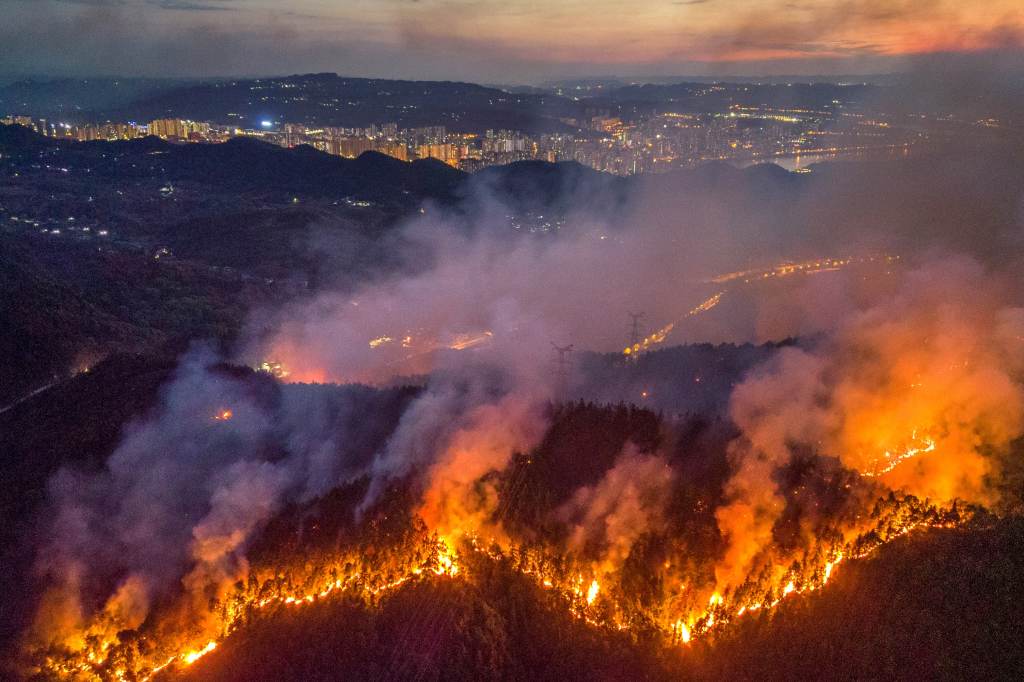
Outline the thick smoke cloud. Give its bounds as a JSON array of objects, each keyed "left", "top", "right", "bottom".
[
  {"left": 716, "top": 256, "right": 1024, "bottom": 588},
  {"left": 414, "top": 387, "right": 548, "bottom": 540},
  {"left": 558, "top": 446, "right": 675, "bottom": 575},
  {"left": 23, "top": 88, "right": 1024, "bottom": 669},
  {"left": 29, "top": 347, "right": 405, "bottom": 648},
  {"left": 256, "top": 132, "right": 1024, "bottom": 393}
]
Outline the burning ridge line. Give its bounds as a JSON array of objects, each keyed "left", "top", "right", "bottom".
[{"left": 37, "top": 495, "right": 968, "bottom": 680}]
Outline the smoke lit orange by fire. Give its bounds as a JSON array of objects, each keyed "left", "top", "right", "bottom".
[
  {"left": 26, "top": 256, "right": 1024, "bottom": 681},
  {"left": 23, "top": 435, "right": 983, "bottom": 680},
  {"left": 262, "top": 329, "right": 497, "bottom": 384},
  {"left": 260, "top": 253, "right": 898, "bottom": 382}
]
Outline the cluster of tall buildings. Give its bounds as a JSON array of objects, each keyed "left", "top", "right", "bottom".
[
  {"left": 2, "top": 104, "right": 913, "bottom": 176},
  {"left": 0, "top": 115, "right": 212, "bottom": 142},
  {"left": 148, "top": 118, "right": 211, "bottom": 140}
]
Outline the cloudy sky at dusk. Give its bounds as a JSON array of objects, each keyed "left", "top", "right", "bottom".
[{"left": 2, "top": 0, "right": 1022, "bottom": 82}]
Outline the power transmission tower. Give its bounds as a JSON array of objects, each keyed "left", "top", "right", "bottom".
[
  {"left": 627, "top": 311, "right": 645, "bottom": 364},
  {"left": 551, "top": 342, "right": 575, "bottom": 402}
]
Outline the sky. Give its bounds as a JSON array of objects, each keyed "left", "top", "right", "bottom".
[{"left": 1, "top": 0, "right": 1022, "bottom": 83}]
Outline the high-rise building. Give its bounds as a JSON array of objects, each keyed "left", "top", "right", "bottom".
[
  {"left": 148, "top": 118, "right": 203, "bottom": 140},
  {"left": 377, "top": 142, "right": 409, "bottom": 161},
  {"left": 335, "top": 136, "right": 373, "bottom": 158},
  {"left": 416, "top": 143, "right": 460, "bottom": 166}
]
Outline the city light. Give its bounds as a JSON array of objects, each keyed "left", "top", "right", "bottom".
[{"left": 0, "top": 79, "right": 927, "bottom": 177}]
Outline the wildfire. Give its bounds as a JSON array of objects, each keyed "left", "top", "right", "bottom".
[
  {"left": 447, "top": 330, "right": 494, "bottom": 351},
  {"left": 182, "top": 641, "right": 216, "bottom": 665},
  {"left": 370, "top": 329, "right": 494, "bottom": 353},
  {"left": 212, "top": 409, "right": 233, "bottom": 421},
  {"left": 435, "top": 537, "right": 460, "bottom": 576},
  {"left": 861, "top": 430, "right": 938, "bottom": 478},
  {"left": 256, "top": 360, "right": 290, "bottom": 378},
  {"left": 32, "top": 532, "right": 465, "bottom": 680},
  {"left": 482, "top": 495, "right": 957, "bottom": 650},
  {"left": 41, "top": 258, "right": 1010, "bottom": 682},
  {"left": 30, "top": 492, "right": 967, "bottom": 679},
  {"left": 823, "top": 554, "right": 843, "bottom": 583},
  {"left": 673, "top": 619, "right": 692, "bottom": 644}
]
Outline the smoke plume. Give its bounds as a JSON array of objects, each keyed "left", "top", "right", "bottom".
[
  {"left": 716, "top": 256, "right": 1024, "bottom": 589},
  {"left": 559, "top": 446, "right": 675, "bottom": 575}
]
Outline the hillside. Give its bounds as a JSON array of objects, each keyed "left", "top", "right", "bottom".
[
  {"left": 698, "top": 517, "right": 1024, "bottom": 680},
  {"left": 0, "top": 123, "right": 466, "bottom": 206},
  {"left": 4, "top": 349, "right": 1024, "bottom": 680},
  {"left": 0, "top": 125, "right": 467, "bottom": 405},
  {"left": 5, "top": 362, "right": 1008, "bottom": 679},
  {"left": 0, "top": 343, "right": 772, "bottom": 665},
  {"left": 175, "top": 518, "right": 1024, "bottom": 681}
]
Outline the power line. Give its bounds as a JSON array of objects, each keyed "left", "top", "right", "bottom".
[
  {"left": 551, "top": 342, "right": 575, "bottom": 402},
  {"left": 627, "top": 311, "right": 645, "bottom": 364}
]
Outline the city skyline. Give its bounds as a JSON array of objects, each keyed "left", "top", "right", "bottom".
[
  {"left": 3, "top": 74, "right": 936, "bottom": 178},
  {"left": 2, "top": 0, "right": 1023, "bottom": 83}
]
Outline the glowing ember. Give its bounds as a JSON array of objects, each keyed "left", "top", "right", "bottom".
[
  {"left": 673, "top": 619, "right": 692, "bottom": 644},
  {"left": 435, "top": 538, "right": 460, "bottom": 575},
  {"left": 447, "top": 330, "right": 494, "bottom": 351},
  {"left": 823, "top": 554, "right": 843, "bottom": 584},
  {"left": 182, "top": 641, "right": 216, "bottom": 665},
  {"left": 257, "top": 360, "right": 290, "bottom": 378},
  {"left": 861, "top": 430, "right": 938, "bottom": 477}
]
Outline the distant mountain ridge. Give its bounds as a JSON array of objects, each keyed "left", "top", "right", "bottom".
[
  {"left": 0, "top": 77, "right": 197, "bottom": 120},
  {"left": 38, "top": 73, "right": 584, "bottom": 133},
  {"left": 0, "top": 73, "right": 884, "bottom": 132},
  {"left": 1, "top": 122, "right": 796, "bottom": 208},
  {"left": 0, "top": 123, "right": 467, "bottom": 205}
]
